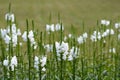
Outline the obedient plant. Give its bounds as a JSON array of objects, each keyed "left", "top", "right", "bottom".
[
  {"left": 5, "top": 13, "right": 15, "bottom": 22},
  {"left": 55, "top": 41, "right": 69, "bottom": 60},
  {"left": 0, "top": 6, "right": 120, "bottom": 80},
  {"left": 3, "top": 56, "right": 17, "bottom": 71},
  {"left": 101, "top": 19, "right": 110, "bottom": 26}
]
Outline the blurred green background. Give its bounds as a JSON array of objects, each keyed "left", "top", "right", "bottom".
[{"left": 0, "top": 0, "right": 120, "bottom": 31}]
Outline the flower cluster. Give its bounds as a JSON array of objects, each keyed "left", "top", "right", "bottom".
[
  {"left": 101, "top": 20, "right": 110, "bottom": 26},
  {"left": 102, "top": 29, "right": 114, "bottom": 37},
  {"left": 0, "top": 24, "right": 21, "bottom": 47},
  {"left": 77, "top": 32, "right": 88, "bottom": 44},
  {"left": 55, "top": 41, "right": 69, "bottom": 60},
  {"left": 90, "top": 29, "right": 114, "bottom": 42},
  {"left": 22, "top": 30, "right": 37, "bottom": 48},
  {"left": 5, "top": 13, "right": 15, "bottom": 22},
  {"left": 46, "top": 23, "right": 64, "bottom": 33},
  {"left": 3, "top": 56, "right": 18, "bottom": 71},
  {"left": 68, "top": 47, "right": 79, "bottom": 61},
  {"left": 55, "top": 41, "right": 79, "bottom": 61},
  {"left": 34, "top": 56, "right": 47, "bottom": 72},
  {"left": 115, "top": 23, "right": 120, "bottom": 29},
  {"left": 90, "top": 31, "right": 101, "bottom": 42}
]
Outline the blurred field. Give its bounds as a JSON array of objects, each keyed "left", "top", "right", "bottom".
[{"left": 0, "top": 0, "right": 120, "bottom": 31}]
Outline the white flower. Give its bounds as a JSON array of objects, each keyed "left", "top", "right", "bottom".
[
  {"left": 110, "top": 29, "right": 114, "bottom": 35},
  {"left": 10, "top": 56, "right": 17, "bottom": 71},
  {"left": 11, "top": 24, "right": 17, "bottom": 34},
  {"left": 115, "top": 23, "right": 120, "bottom": 29},
  {"left": 40, "top": 56, "right": 47, "bottom": 67},
  {"left": 10, "top": 56, "right": 17, "bottom": 67},
  {"left": 22, "top": 31, "right": 27, "bottom": 42},
  {"left": 82, "top": 32, "right": 88, "bottom": 39},
  {"left": 55, "top": 41, "right": 69, "bottom": 60},
  {"left": 106, "top": 29, "right": 110, "bottom": 34},
  {"left": 104, "top": 29, "right": 114, "bottom": 36},
  {"left": 5, "top": 13, "right": 15, "bottom": 22},
  {"left": 28, "top": 30, "right": 34, "bottom": 39},
  {"left": 90, "top": 35, "right": 97, "bottom": 42},
  {"left": 102, "top": 32, "right": 108, "bottom": 37},
  {"left": 55, "top": 41, "right": 69, "bottom": 54},
  {"left": 12, "top": 34, "right": 17, "bottom": 47},
  {"left": 17, "top": 29, "right": 21, "bottom": 36},
  {"left": 0, "top": 29, "right": 7, "bottom": 38},
  {"left": 77, "top": 32, "right": 88, "bottom": 44},
  {"left": 46, "top": 23, "right": 64, "bottom": 32},
  {"left": 35, "top": 56, "right": 39, "bottom": 62},
  {"left": 101, "top": 20, "right": 110, "bottom": 26},
  {"left": 109, "top": 48, "right": 116, "bottom": 54},
  {"left": 68, "top": 47, "right": 79, "bottom": 61},
  {"left": 62, "top": 52, "right": 68, "bottom": 60},
  {"left": 55, "top": 23, "right": 64, "bottom": 31},
  {"left": 28, "top": 30, "right": 36, "bottom": 46},
  {"left": 55, "top": 23, "right": 61, "bottom": 31},
  {"left": 46, "top": 24, "right": 50, "bottom": 31},
  {"left": 68, "top": 34, "right": 72, "bottom": 38},
  {"left": 34, "top": 56, "right": 39, "bottom": 70},
  {"left": 77, "top": 36, "right": 84, "bottom": 44},
  {"left": 4, "top": 35, "right": 11, "bottom": 44},
  {"left": 3, "top": 59, "right": 9, "bottom": 66},
  {"left": 68, "top": 55, "right": 73, "bottom": 61},
  {"left": 30, "top": 37, "right": 35, "bottom": 45},
  {"left": 91, "top": 31, "right": 101, "bottom": 42},
  {"left": 46, "top": 24, "right": 55, "bottom": 32},
  {"left": 42, "top": 67, "right": 46, "bottom": 72}
]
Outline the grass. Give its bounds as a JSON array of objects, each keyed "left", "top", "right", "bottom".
[{"left": 0, "top": 0, "right": 120, "bottom": 31}]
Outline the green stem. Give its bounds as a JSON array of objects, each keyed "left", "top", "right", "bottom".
[{"left": 26, "top": 19, "right": 31, "bottom": 80}]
